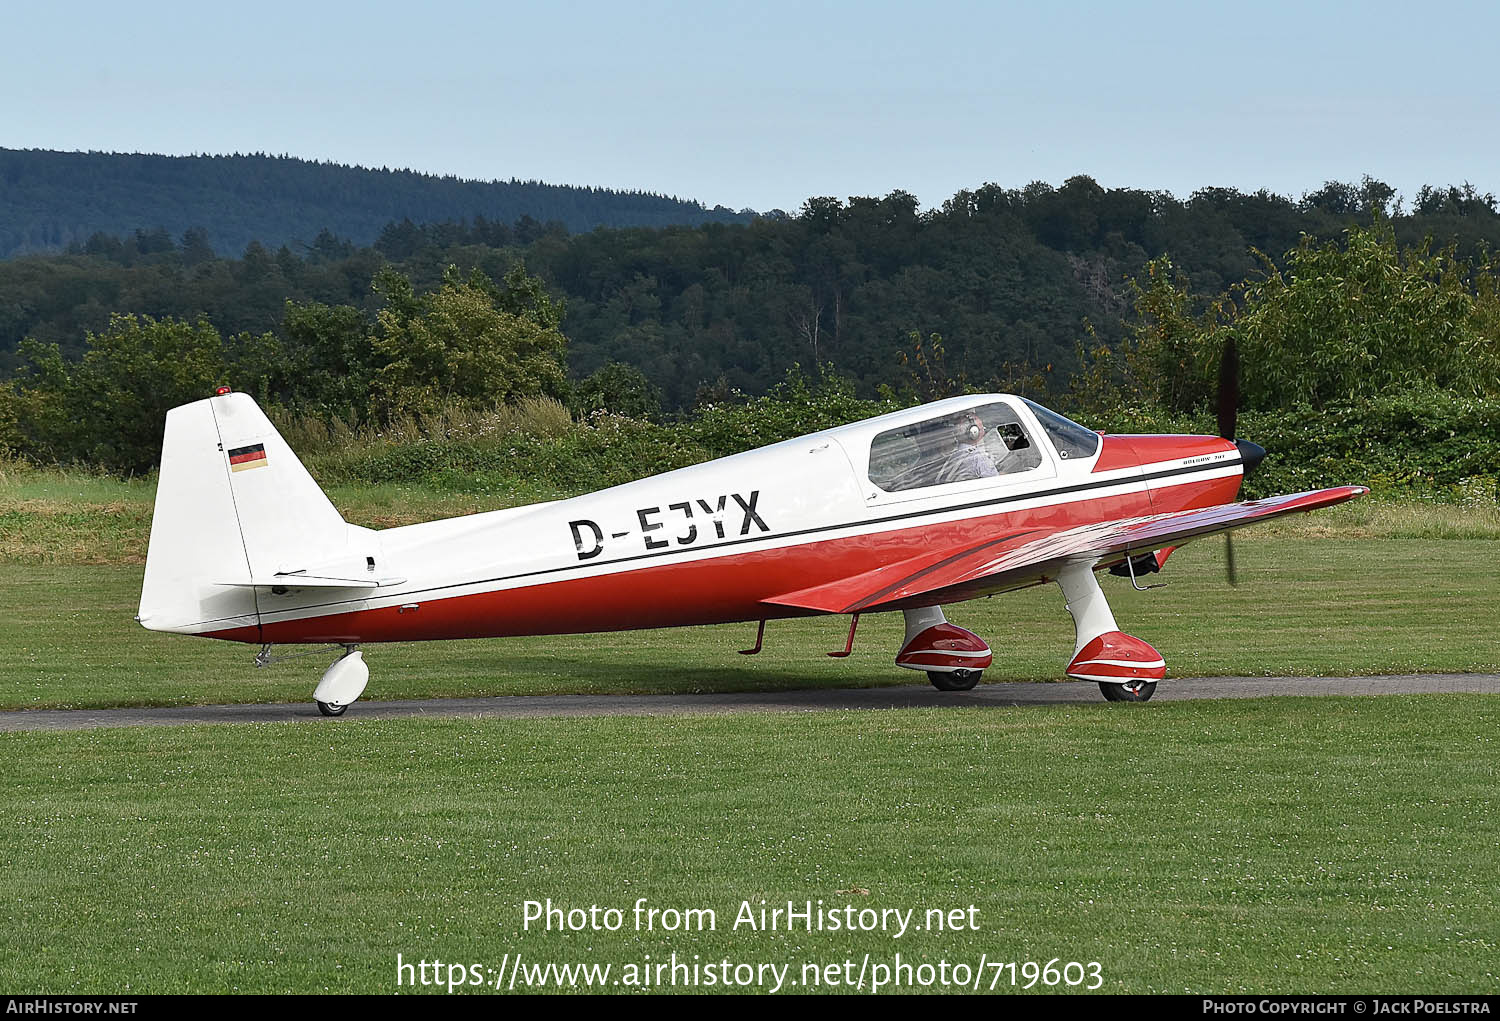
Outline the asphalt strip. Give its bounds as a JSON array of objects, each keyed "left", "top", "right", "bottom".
[{"left": 1, "top": 674, "right": 1497, "bottom": 732}]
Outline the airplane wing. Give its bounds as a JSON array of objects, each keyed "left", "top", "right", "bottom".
[{"left": 764, "top": 485, "right": 1367, "bottom": 615}]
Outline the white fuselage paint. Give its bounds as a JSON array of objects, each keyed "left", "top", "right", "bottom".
[{"left": 166, "top": 395, "right": 1242, "bottom": 637}]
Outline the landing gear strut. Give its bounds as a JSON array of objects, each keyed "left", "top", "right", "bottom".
[{"left": 1056, "top": 562, "right": 1165, "bottom": 702}]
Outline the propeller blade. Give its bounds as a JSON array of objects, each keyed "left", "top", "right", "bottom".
[
  {"left": 1224, "top": 533, "right": 1238, "bottom": 587},
  {"left": 1216, "top": 335, "right": 1239, "bottom": 440}
]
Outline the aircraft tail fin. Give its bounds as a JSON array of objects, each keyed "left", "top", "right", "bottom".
[{"left": 138, "top": 391, "right": 351, "bottom": 637}]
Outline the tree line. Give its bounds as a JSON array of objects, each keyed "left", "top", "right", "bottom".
[
  {"left": 4, "top": 214, "right": 1498, "bottom": 500},
  {"left": 0, "top": 148, "right": 755, "bottom": 259},
  {"left": 3, "top": 172, "right": 1500, "bottom": 483},
  {"left": 4, "top": 173, "right": 1499, "bottom": 411}
]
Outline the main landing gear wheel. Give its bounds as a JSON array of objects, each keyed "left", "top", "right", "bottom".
[
  {"left": 928, "top": 669, "right": 982, "bottom": 692},
  {"left": 316, "top": 700, "right": 348, "bottom": 717},
  {"left": 1099, "top": 679, "right": 1157, "bottom": 702}
]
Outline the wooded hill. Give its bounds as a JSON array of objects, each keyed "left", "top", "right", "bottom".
[
  {"left": 3, "top": 174, "right": 1498, "bottom": 410},
  {"left": 0, "top": 149, "right": 755, "bottom": 259}
]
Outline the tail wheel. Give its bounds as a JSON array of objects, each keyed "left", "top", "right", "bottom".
[
  {"left": 1099, "top": 679, "right": 1157, "bottom": 702},
  {"left": 928, "top": 669, "right": 982, "bottom": 692},
  {"left": 316, "top": 700, "right": 348, "bottom": 717}
]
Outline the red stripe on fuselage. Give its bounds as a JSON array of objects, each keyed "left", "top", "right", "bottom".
[{"left": 202, "top": 469, "right": 1242, "bottom": 645}]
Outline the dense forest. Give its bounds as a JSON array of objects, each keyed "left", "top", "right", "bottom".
[
  {"left": 3, "top": 173, "right": 1499, "bottom": 410},
  {"left": 4, "top": 168, "right": 1498, "bottom": 503},
  {"left": 0, "top": 149, "right": 756, "bottom": 259}
]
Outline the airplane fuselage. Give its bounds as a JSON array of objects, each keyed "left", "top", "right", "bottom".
[{"left": 199, "top": 396, "right": 1244, "bottom": 645}]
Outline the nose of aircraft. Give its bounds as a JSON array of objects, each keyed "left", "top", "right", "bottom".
[{"left": 1234, "top": 439, "right": 1266, "bottom": 477}]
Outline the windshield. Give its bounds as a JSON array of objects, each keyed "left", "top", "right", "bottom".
[{"left": 1021, "top": 400, "right": 1100, "bottom": 461}]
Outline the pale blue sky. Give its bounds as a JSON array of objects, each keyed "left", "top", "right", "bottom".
[{"left": 4, "top": 0, "right": 1496, "bottom": 212}]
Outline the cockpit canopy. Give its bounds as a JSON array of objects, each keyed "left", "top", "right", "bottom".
[{"left": 864, "top": 397, "right": 1098, "bottom": 494}]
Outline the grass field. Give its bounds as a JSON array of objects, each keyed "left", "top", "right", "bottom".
[
  {"left": 3, "top": 468, "right": 1498, "bottom": 994},
  {"left": 1, "top": 697, "right": 1496, "bottom": 994},
  {"left": 2, "top": 463, "right": 1498, "bottom": 710},
  {"left": 1, "top": 527, "right": 1498, "bottom": 711}
]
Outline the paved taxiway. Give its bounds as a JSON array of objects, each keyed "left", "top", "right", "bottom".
[{"left": 1, "top": 673, "right": 1496, "bottom": 732}]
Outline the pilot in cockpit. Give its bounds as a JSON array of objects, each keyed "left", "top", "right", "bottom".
[{"left": 938, "top": 412, "right": 1000, "bottom": 484}]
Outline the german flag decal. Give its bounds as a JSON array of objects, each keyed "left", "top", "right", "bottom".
[{"left": 228, "top": 443, "right": 268, "bottom": 472}]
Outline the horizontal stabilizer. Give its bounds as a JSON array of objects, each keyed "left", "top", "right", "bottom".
[{"left": 216, "top": 575, "right": 405, "bottom": 590}]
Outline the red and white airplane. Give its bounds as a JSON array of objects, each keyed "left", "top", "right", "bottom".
[{"left": 138, "top": 388, "right": 1365, "bottom": 714}]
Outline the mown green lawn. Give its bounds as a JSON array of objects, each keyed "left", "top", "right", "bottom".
[
  {"left": 3, "top": 473, "right": 1497, "bottom": 995},
  {"left": 1, "top": 529, "right": 1497, "bottom": 710},
  {"left": 1, "top": 698, "right": 1495, "bottom": 993}
]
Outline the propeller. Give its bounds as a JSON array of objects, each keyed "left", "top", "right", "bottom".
[
  {"left": 1217, "top": 335, "right": 1239, "bottom": 443},
  {"left": 1217, "top": 337, "right": 1241, "bottom": 586}
]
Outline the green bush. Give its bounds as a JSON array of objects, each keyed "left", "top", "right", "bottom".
[
  {"left": 307, "top": 413, "right": 708, "bottom": 494},
  {"left": 687, "top": 367, "right": 907, "bottom": 459},
  {"left": 1054, "top": 389, "right": 1498, "bottom": 501},
  {"left": 1239, "top": 388, "right": 1500, "bottom": 499},
  {"left": 299, "top": 380, "right": 1497, "bottom": 505},
  {"left": 369, "top": 264, "right": 568, "bottom": 421},
  {"left": 1103, "top": 224, "right": 1500, "bottom": 421},
  {"left": 571, "top": 363, "right": 662, "bottom": 421},
  {"left": 1071, "top": 401, "right": 1214, "bottom": 437},
  {"left": 299, "top": 368, "right": 909, "bottom": 496},
  {"left": 2, "top": 317, "right": 243, "bottom": 474}
]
